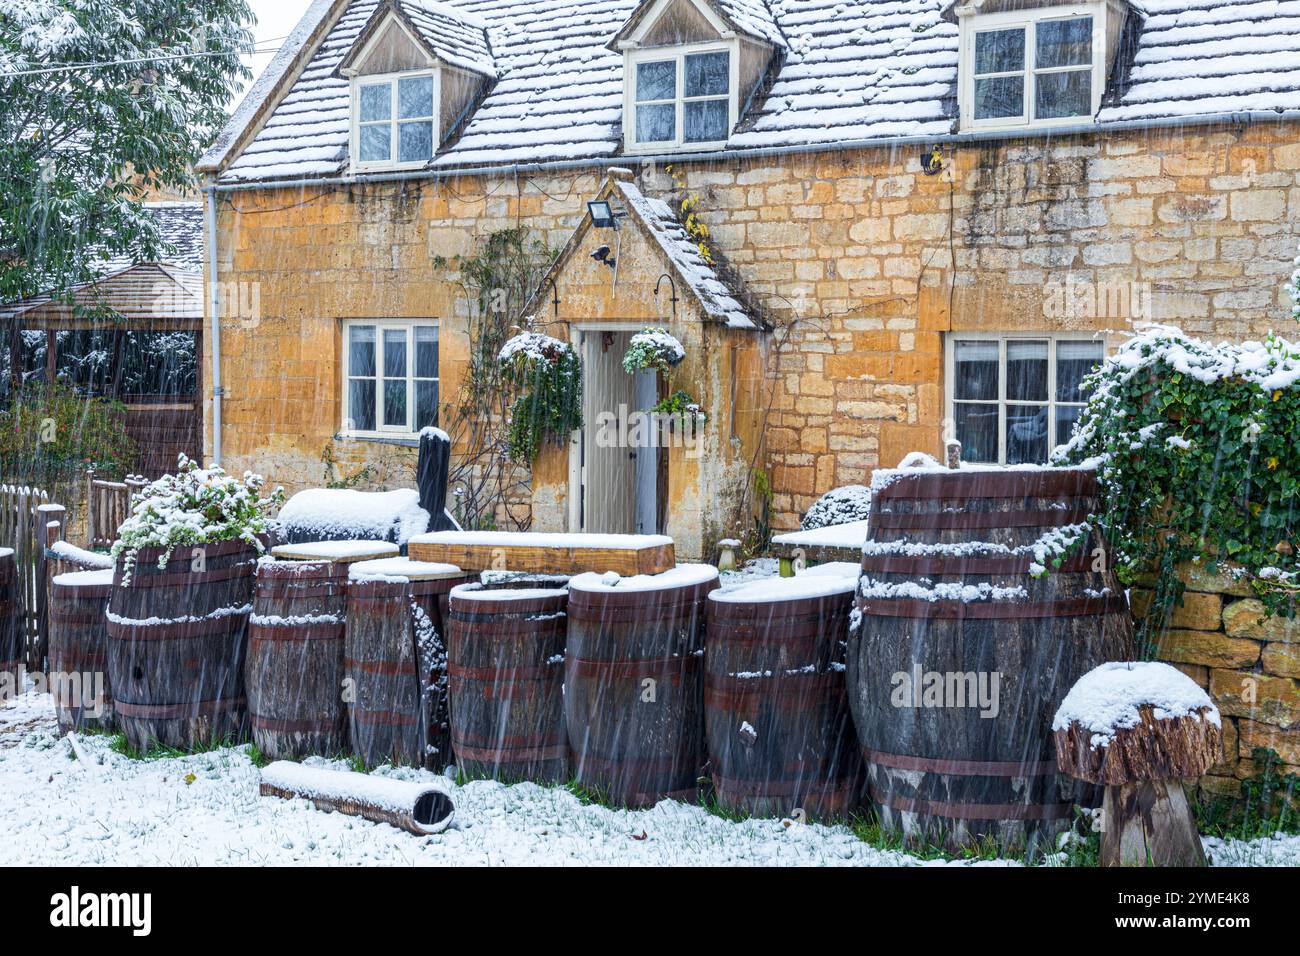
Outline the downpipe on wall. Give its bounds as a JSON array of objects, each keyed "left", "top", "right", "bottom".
[{"left": 204, "top": 184, "right": 223, "bottom": 466}]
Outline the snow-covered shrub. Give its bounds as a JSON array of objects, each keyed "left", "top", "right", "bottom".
[
  {"left": 1056, "top": 324, "right": 1300, "bottom": 630},
  {"left": 1288, "top": 241, "right": 1300, "bottom": 323},
  {"left": 801, "top": 485, "right": 873, "bottom": 531},
  {"left": 622, "top": 328, "right": 685, "bottom": 376},
  {"left": 498, "top": 330, "right": 582, "bottom": 463},
  {"left": 111, "top": 455, "right": 284, "bottom": 584}
]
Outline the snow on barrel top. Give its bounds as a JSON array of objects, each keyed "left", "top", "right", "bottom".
[
  {"left": 1052, "top": 661, "right": 1220, "bottom": 750},
  {"left": 710, "top": 570, "right": 857, "bottom": 604},
  {"left": 449, "top": 582, "right": 568, "bottom": 603},
  {"left": 410, "top": 531, "right": 673, "bottom": 549},
  {"left": 51, "top": 569, "right": 115, "bottom": 587},
  {"left": 568, "top": 564, "right": 719, "bottom": 593},
  {"left": 277, "top": 488, "right": 431, "bottom": 547},
  {"left": 349, "top": 557, "right": 465, "bottom": 582}
]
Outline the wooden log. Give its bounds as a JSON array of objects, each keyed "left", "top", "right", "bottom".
[
  {"left": 1101, "top": 779, "right": 1206, "bottom": 867},
  {"left": 446, "top": 583, "right": 569, "bottom": 784},
  {"left": 409, "top": 532, "right": 675, "bottom": 576},
  {"left": 246, "top": 559, "right": 349, "bottom": 761},
  {"left": 0, "top": 549, "right": 20, "bottom": 685},
  {"left": 48, "top": 569, "right": 115, "bottom": 733},
  {"left": 565, "top": 567, "right": 717, "bottom": 807},
  {"left": 259, "top": 761, "right": 454, "bottom": 835},
  {"left": 106, "top": 539, "right": 256, "bottom": 752}
]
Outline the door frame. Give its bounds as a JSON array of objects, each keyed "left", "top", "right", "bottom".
[{"left": 567, "top": 322, "right": 648, "bottom": 533}]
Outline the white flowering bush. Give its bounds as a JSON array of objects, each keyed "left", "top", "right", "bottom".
[
  {"left": 111, "top": 455, "right": 284, "bottom": 583},
  {"left": 801, "top": 485, "right": 873, "bottom": 531}
]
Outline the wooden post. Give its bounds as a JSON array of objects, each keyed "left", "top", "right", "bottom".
[
  {"left": 45, "top": 330, "right": 56, "bottom": 386},
  {"left": 84, "top": 467, "right": 95, "bottom": 550},
  {"left": 34, "top": 503, "right": 65, "bottom": 673}
]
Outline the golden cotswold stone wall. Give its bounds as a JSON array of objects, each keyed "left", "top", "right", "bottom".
[
  {"left": 1135, "top": 564, "right": 1300, "bottom": 799},
  {"left": 208, "top": 121, "right": 1300, "bottom": 535}
]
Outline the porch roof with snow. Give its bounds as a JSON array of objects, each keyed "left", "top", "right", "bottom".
[
  {"left": 200, "top": 0, "right": 1300, "bottom": 184},
  {"left": 531, "top": 175, "right": 760, "bottom": 331}
]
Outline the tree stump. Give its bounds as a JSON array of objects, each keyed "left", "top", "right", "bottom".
[{"left": 1054, "top": 661, "right": 1223, "bottom": 868}]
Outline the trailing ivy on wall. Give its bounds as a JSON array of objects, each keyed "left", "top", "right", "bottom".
[
  {"left": 1057, "top": 324, "right": 1300, "bottom": 651},
  {"left": 498, "top": 331, "right": 582, "bottom": 464}
]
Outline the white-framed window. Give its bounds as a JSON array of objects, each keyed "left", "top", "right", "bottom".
[
  {"left": 342, "top": 319, "right": 439, "bottom": 437},
  {"left": 625, "top": 43, "right": 736, "bottom": 152},
  {"left": 945, "top": 334, "right": 1105, "bottom": 465},
  {"left": 351, "top": 70, "right": 438, "bottom": 171},
  {"left": 959, "top": 6, "right": 1103, "bottom": 131}
]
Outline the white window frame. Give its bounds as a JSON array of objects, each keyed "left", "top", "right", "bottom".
[
  {"left": 944, "top": 333, "right": 1106, "bottom": 465},
  {"left": 958, "top": 4, "right": 1106, "bottom": 133},
  {"left": 350, "top": 69, "right": 440, "bottom": 174},
  {"left": 623, "top": 40, "right": 740, "bottom": 154},
  {"left": 341, "top": 319, "right": 440, "bottom": 438}
]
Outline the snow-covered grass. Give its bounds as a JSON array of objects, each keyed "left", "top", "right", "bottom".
[{"left": 4, "top": 690, "right": 1296, "bottom": 867}]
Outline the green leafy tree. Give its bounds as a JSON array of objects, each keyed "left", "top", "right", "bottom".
[{"left": 0, "top": 1, "right": 253, "bottom": 303}]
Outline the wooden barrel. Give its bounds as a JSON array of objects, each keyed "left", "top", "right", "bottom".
[
  {"left": 48, "top": 569, "right": 116, "bottom": 733},
  {"left": 346, "top": 576, "right": 425, "bottom": 769},
  {"left": 350, "top": 558, "right": 475, "bottom": 771},
  {"left": 107, "top": 539, "right": 257, "bottom": 752},
  {"left": 446, "top": 583, "right": 569, "bottom": 784},
  {"left": 565, "top": 566, "right": 717, "bottom": 807},
  {"left": 706, "top": 570, "right": 863, "bottom": 819},
  {"left": 0, "top": 549, "right": 20, "bottom": 683},
  {"left": 849, "top": 467, "right": 1134, "bottom": 853},
  {"left": 246, "top": 559, "right": 348, "bottom": 760}
]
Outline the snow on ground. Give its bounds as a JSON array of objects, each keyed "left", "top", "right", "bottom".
[{"left": 2, "top": 691, "right": 1296, "bottom": 866}]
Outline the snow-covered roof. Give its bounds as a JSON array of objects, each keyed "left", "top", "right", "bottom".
[
  {"left": 209, "top": 0, "right": 1300, "bottom": 184},
  {"left": 0, "top": 262, "right": 204, "bottom": 327},
  {"left": 340, "top": 0, "right": 496, "bottom": 78},
  {"left": 98, "top": 203, "right": 205, "bottom": 274}
]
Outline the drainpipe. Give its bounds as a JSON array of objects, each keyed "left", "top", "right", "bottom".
[{"left": 204, "top": 184, "right": 223, "bottom": 466}]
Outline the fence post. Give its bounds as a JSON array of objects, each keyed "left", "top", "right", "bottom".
[
  {"left": 33, "top": 503, "right": 65, "bottom": 673},
  {"left": 85, "top": 467, "right": 95, "bottom": 550}
]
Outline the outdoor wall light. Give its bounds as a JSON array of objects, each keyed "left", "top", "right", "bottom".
[{"left": 588, "top": 200, "right": 618, "bottom": 229}]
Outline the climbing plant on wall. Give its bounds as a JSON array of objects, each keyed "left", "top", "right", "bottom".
[{"left": 498, "top": 331, "right": 582, "bottom": 465}]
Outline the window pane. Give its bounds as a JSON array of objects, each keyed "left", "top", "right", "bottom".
[
  {"left": 383, "top": 329, "right": 407, "bottom": 379},
  {"left": 1055, "top": 405, "right": 1084, "bottom": 450},
  {"left": 975, "top": 28, "right": 1024, "bottom": 75},
  {"left": 416, "top": 380, "right": 439, "bottom": 429},
  {"left": 1007, "top": 340, "right": 1048, "bottom": 402},
  {"left": 384, "top": 380, "right": 407, "bottom": 428},
  {"left": 636, "top": 60, "right": 676, "bottom": 101},
  {"left": 398, "top": 74, "right": 434, "bottom": 118},
  {"left": 399, "top": 121, "right": 434, "bottom": 162},
  {"left": 1035, "top": 68, "right": 1092, "bottom": 119},
  {"left": 1007, "top": 404, "right": 1050, "bottom": 464},
  {"left": 359, "top": 124, "right": 390, "bottom": 162},
  {"left": 636, "top": 103, "right": 675, "bottom": 142},
  {"left": 974, "top": 75, "right": 1024, "bottom": 120},
  {"left": 684, "top": 99, "right": 728, "bottom": 142},
  {"left": 1037, "top": 18, "right": 1092, "bottom": 69},
  {"left": 360, "top": 83, "right": 391, "bottom": 122},
  {"left": 685, "top": 52, "right": 729, "bottom": 97},
  {"left": 954, "top": 403, "right": 998, "bottom": 464},
  {"left": 415, "top": 326, "right": 439, "bottom": 379},
  {"left": 954, "top": 340, "right": 999, "bottom": 401},
  {"left": 349, "top": 325, "right": 376, "bottom": 377},
  {"left": 1055, "top": 340, "right": 1104, "bottom": 402},
  {"left": 349, "top": 379, "right": 376, "bottom": 432}
]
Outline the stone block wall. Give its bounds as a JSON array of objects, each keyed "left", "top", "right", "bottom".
[{"left": 1138, "top": 565, "right": 1300, "bottom": 799}]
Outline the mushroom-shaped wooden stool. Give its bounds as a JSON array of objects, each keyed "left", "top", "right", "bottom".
[
  {"left": 1053, "top": 662, "right": 1222, "bottom": 868},
  {"left": 717, "top": 539, "right": 740, "bottom": 573}
]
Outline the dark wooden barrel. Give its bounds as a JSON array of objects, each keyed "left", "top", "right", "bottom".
[
  {"left": 346, "top": 576, "right": 425, "bottom": 769},
  {"left": 706, "top": 572, "right": 863, "bottom": 819},
  {"left": 107, "top": 539, "right": 257, "bottom": 752},
  {"left": 446, "top": 583, "right": 569, "bottom": 784},
  {"left": 350, "top": 558, "right": 475, "bottom": 771},
  {"left": 849, "top": 467, "right": 1134, "bottom": 853},
  {"left": 48, "top": 569, "right": 115, "bottom": 733},
  {"left": 0, "top": 549, "right": 20, "bottom": 683},
  {"left": 565, "top": 567, "right": 717, "bottom": 807},
  {"left": 247, "top": 559, "right": 348, "bottom": 760}
]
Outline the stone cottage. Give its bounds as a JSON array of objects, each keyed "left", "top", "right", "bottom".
[{"left": 197, "top": 0, "right": 1300, "bottom": 561}]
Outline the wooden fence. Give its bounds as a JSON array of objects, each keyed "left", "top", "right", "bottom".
[
  {"left": 86, "top": 472, "right": 146, "bottom": 551},
  {"left": 0, "top": 484, "right": 52, "bottom": 670}
]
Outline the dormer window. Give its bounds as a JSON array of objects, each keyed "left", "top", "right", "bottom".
[
  {"left": 611, "top": 0, "right": 786, "bottom": 155},
  {"left": 954, "top": 1, "right": 1133, "bottom": 132},
  {"left": 337, "top": 0, "right": 496, "bottom": 174},
  {"left": 356, "top": 71, "right": 438, "bottom": 168}
]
